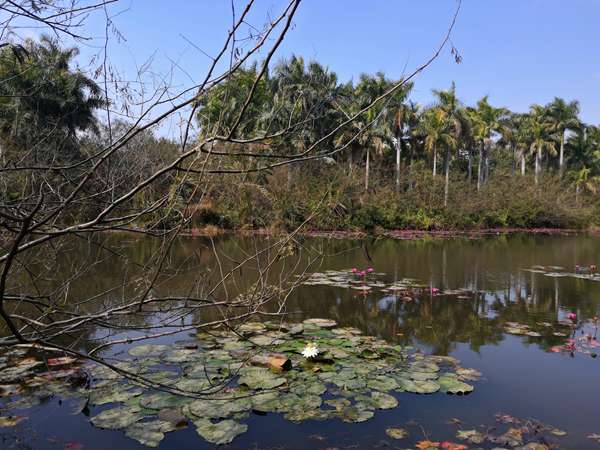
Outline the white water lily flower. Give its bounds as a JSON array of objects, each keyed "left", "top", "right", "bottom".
[{"left": 301, "top": 343, "right": 319, "bottom": 359}]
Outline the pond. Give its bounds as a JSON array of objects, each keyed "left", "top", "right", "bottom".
[{"left": 2, "top": 233, "right": 600, "bottom": 449}]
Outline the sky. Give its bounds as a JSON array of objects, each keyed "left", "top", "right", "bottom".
[{"left": 68, "top": 0, "right": 600, "bottom": 126}]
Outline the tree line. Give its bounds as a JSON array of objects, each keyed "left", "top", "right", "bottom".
[
  {"left": 1, "top": 39, "right": 599, "bottom": 231},
  {"left": 197, "top": 55, "right": 600, "bottom": 208}
]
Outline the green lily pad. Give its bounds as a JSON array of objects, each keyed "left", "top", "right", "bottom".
[
  {"left": 185, "top": 397, "right": 251, "bottom": 419},
  {"left": 91, "top": 405, "right": 143, "bottom": 429},
  {"left": 336, "top": 405, "right": 375, "bottom": 423},
  {"left": 89, "top": 385, "right": 143, "bottom": 406},
  {"left": 238, "top": 367, "right": 286, "bottom": 390},
  {"left": 386, "top": 427, "right": 409, "bottom": 439},
  {"left": 369, "top": 391, "right": 398, "bottom": 409},
  {"left": 140, "top": 391, "right": 190, "bottom": 410},
  {"left": 399, "top": 379, "right": 440, "bottom": 394},
  {"left": 367, "top": 375, "right": 399, "bottom": 392},
  {"left": 438, "top": 374, "right": 474, "bottom": 395},
  {"left": 128, "top": 345, "right": 170, "bottom": 358},
  {"left": 194, "top": 418, "right": 248, "bottom": 445},
  {"left": 125, "top": 419, "right": 176, "bottom": 447}
]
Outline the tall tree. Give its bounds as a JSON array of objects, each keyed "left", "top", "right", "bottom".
[
  {"left": 0, "top": 36, "right": 104, "bottom": 165},
  {"left": 547, "top": 97, "right": 580, "bottom": 177},
  {"left": 526, "top": 105, "right": 557, "bottom": 184},
  {"left": 419, "top": 107, "right": 456, "bottom": 205},
  {"left": 431, "top": 83, "right": 469, "bottom": 206}
]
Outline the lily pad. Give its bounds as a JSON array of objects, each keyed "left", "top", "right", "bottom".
[
  {"left": 128, "top": 344, "right": 170, "bottom": 358},
  {"left": 438, "top": 374, "right": 474, "bottom": 395},
  {"left": 125, "top": 420, "right": 176, "bottom": 447},
  {"left": 399, "top": 379, "right": 440, "bottom": 394},
  {"left": 90, "top": 405, "right": 143, "bottom": 429},
  {"left": 194, "top": 418, "right": 248, "bottom": 445},
  {"left": 238, "top": 367, "right": 286, "bottom": 390},
  {"left": 386, "top": 427, "right": 409, "bottom": 439}
]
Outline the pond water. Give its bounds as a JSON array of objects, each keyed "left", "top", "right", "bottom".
[{"left": 2, "top": 233, "right": 600, "bottom": 449}]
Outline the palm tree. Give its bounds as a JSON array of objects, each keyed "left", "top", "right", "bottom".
[
  {"left": 0, "top": 35, "right": 104, "bottom": 162},
  {"left": 383, "top": 81, "right": 413, "bottom": 193},
  {"left": 353, "top": 72, "right": 392, "bottom": 191},
  {"left": 419, "top": 107, "right": 456, "bottom": 206},
  {"left": 547, "top": 97, "right": 580, "bottom": 177},
  {"left": 467, "top": 96, "right": 508, "bottom": 189},
  {"left": 431, "top": 83, "right": 469, "bottom": 206},
  {"left": 526, "top": 104, "right": 557, "bottom": 184}
]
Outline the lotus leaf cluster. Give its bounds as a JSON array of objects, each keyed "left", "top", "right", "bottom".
[{"left": 0, "top": 319, "right": 481, "bottom": 447}]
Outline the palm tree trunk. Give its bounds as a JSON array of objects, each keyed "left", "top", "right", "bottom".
[
  {"left": 365, "top": 148, "right": 370, "bottom": 191},
  {"left": 395, "top": 135, "right": 401, "bottom": 194},
  {"left": 535, "top": 145, "right": 541, "bottom": 184},
  {"left": 408, "top": 148, "right": 414, "bottom": 191},
  {"left": 444, "top": 147, "right": 451, "bottom": 207},
  {"left": 432, "top": 148, "right": 437, "bottom": 177},
  {"left": 467, "top": 148, "right": 473, "bottom": 182},
  {"left": 511, "top": 145, "right": 516, "bottom": 176},
  {"left": 484, "top": 149, "right": 489, "bottom": 184},
  {"left": 520, "top": 150, "right": 526, "bottom": 175},
  {"left": 477, "top": 144, "right": 483, "bottom": 191},
  {"left": 559, "top": 131, "right": 565, "bottom": 177}
]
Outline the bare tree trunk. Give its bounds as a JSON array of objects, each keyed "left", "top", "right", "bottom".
[
  {"left": 365, "top": 147, "right": 370, "bottom": 191},
  {"left": 432, "top": 148, "right": 437, "bottom": 177},
  {"left": 444, "top": 147, "right": 451, "bottom": 207}
]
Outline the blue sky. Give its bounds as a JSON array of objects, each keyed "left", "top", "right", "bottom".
[{"left": 75, "top": 0, "right": 600, "bottom": 124}]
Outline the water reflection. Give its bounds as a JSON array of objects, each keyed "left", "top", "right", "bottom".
[{"left": 3, "top": 233, "right": 600, "bottom": 449}]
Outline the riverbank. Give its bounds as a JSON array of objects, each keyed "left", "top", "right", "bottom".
[{"left": 180, "top": 226, "right": 584, "bottom": 240}]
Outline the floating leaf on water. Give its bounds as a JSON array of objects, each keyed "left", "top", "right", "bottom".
[
  {"left": 367, "top": 375, "right": 399, "bottom": 392},
  {"left": 0, "top": 415, "right": 27, "bottom": 427},
  {"left": 386, "top": 427, "right": 408, "bottom": 439},
  {"left": 455, "top": 367, "right": 482, "bottom": 381},
  {"left": 128, "top": 345, "right": 169, "bottom": 358},
  {"left": 90, "top": 405, "right": 143, "bottom": 429},
  {"left": 399, "top": 379, "right": 440, "bottom": 394},
  {"left": 550, "top": 428, "right": 567, "bottom": 437},
  {"left": 238, "top": 367, "right": 286, "bottom": 390},
  {"left": 139, "top": 391, "right": 190, "bottom": 410},
  {"left": 438, "top": 374, "right": 474, "bottom": 395},
  {"left": 324, "top": 398, "right": 351, "bottom": 411},
  {"left": 237, "top": 322, "right": 267, "bottom": 335},
  {"left": 194, "top": 418, "right": 248, "bottom": 445},
  {"left": 185, "top": 396, "right": 251, "bottom": 419},
  {"left": 157, "top": 408, "right": 188, "bottom": 428},
  {"left": 415, "top": 440, "right": 441, "bottom": 449},
  {"left": 0, "top": 384, "right": 23, "bottom": 397},
  {"left": 89, "top": 385, "right": 143, "bottom": 406},
  {"left": 337, "top": 405, "right": 375, "bottom": 423},
  {"left": 125, "top": 419, "right": 176, "bottom": 447},
  {"left": 369, "top": 391, "right": 398, "bottom": 409},
  {"left": 456, "top": 429, "right": 485, "bottom": 444},
  {"left": 161, "top": 349, "right": 202, "bottom": 363}
]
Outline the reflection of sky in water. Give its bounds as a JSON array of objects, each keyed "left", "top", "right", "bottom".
[{"left": 5, "top": 234, "right": 600, "bottom": 449}]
